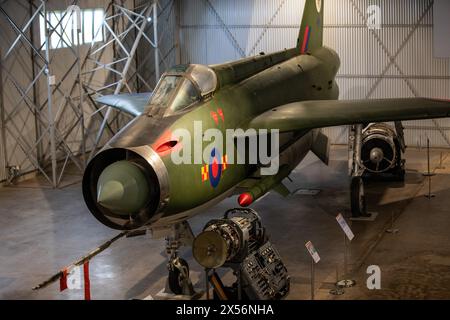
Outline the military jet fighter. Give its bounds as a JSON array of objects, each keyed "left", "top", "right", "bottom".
[{"left": 83, "top": 0, "right": 450, "bottom": 294}]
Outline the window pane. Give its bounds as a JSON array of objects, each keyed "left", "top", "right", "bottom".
[
  {"left": 83, "top": 9, "right": 94, "bottom": 44},
  {"left": 61, "top": 11, "right": 74, "bottom": 47},
  {"left": 39, "top": 12, "right": 46, "bottom": 49},
  {"left": 40, "top": 8, "right": 105, "bottom": 50},
  {"left": 93, "top": 9, "right": 104, "bottom": 42},
  {"left": 49, "top": 11, "right": 62, "bottom": 49},
  {"left": 170, "top": 79, "right": 199, "bottom": 113},
  {"left": 151, "top": 76, "right": 181, "bottom": 106}
]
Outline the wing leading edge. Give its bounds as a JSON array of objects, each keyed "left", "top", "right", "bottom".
[
  {"left": 96, "top": 92, "right": 152, "bottom": 117},
  {"left": 247, "top": 98, "right": 450, "bottom": 132}
]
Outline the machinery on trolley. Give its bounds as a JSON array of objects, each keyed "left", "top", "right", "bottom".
[
  {"left": 348, "top": 122, "right": 406, "bottom": 217},
  {"left": 192, "top": 208, "right": 290, "bottom": 300}
]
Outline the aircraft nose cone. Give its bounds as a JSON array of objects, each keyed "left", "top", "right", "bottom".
[
  {"left": 97, "top": 160, "right": 149, "bottom": 215},
  {"left": 97, "top": 180, "right": 124, "bottom": 204}
]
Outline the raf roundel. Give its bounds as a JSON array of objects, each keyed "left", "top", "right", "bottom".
[{"left": 209, "top": 148, "right": 223, "bottom": 188}]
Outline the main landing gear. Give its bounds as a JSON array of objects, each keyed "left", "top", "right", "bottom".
[
  {"left": 348, "top": 124, "right": 368, "bottom": 218},
  {"left": 350, "top": 176, "right": 368, "bottom": 218}
]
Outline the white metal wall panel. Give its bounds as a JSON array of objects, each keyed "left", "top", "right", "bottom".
[
  {"left": 180, "top": 0, "right": 303, "bottom": 63},
  {"left": 0, "top": 0, "right": 37, "bottom": 181},
  {"left": 180, "top": 0, "right": 450, "bottom": 147},
  {"left": 324, "top": 0, "right": 450, "bottom": 146}
]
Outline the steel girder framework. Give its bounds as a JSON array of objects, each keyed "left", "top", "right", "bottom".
[
  {"left": 0, "top": 0, "right": 84, "bottom": 187},
  {"left": 83, "top": 1, "right": 162, "bottom": 162},
  {"left": 0, "top": 0, "right": 171, "bottom": 187}
]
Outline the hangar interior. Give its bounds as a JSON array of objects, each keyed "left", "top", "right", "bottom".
[{"left": 1, "top": 0, "right": 450, "bottom": 300}]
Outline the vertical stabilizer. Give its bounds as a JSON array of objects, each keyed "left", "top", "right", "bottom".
[{"left": 297, "top": 0, "right": 324, "bottom": 53}]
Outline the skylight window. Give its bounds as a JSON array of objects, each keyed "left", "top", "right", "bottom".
[{"left": 40, "top": 8, "right": 105, "bottom": 50}]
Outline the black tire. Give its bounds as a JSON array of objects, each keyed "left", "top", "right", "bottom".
[
  {"left": 350, "top": 176, "right": 367, "bottom": 217},
  {"left": 168, "top": 258, "right": 189, "bottom": 295}
]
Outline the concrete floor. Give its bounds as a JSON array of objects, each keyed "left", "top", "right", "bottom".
[{"left": 1, "top": 145, "right": 450, "bottom": 300}]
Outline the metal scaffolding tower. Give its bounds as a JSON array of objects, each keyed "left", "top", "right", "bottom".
[
  {"left": 0, "top": 0, "right": 85, "bottom": 187},
  {"left": 83, "top": 1, "right": 162, "bottom": 161},
  {"left": 0, "top": 0, "right": 170, "bottom": 187}
]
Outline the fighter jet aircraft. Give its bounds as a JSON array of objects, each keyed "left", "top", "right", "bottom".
[{"left": 83, "top": 0, "right": 450, "bottom": 294}]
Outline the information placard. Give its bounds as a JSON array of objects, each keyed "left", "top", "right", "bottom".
[
  {"left": 336, "top": 213, "right": 355, "bottom": 241},
  {"left": 305, "top": 241, "right": 320, "bottom": 263}
]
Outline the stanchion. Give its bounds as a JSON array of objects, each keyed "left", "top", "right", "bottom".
[
  {"left": 335, "top": 214, "right": 356, "bottom": 288},
  {"left": 423, "top": 138, "right": 436, "bottom": 199},
  {"left": 344, "top": 235, "right": 348, "bottom": 275},
  {"left": 329, "top": 265, "right": 344, "bottom": 295},
  {"left": 386, "top": 210, "right": 399, "bottom": 234},
  {"left": 336, "top": 234, "right": 356, "bottom": 288},
  {"left": 305, "top": 241, "right": 320, "bottom": 299},
  {"left": 310, "top": 256, "right": 315, "bottom": 300}
]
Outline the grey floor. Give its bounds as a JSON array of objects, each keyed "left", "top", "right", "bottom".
[{"left": 1, "top": 145, "right": 450, "bottom": 300}]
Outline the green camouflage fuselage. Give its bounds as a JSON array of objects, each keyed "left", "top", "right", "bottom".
[{"left": 155, "top": 46, "right": 340, "bottom": 224}]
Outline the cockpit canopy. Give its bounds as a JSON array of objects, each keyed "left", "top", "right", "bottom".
[{"left": 146, "top": 64, "right": 217, "bottom": 117}]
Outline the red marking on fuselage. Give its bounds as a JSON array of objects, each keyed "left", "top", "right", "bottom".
[
  {"left": 155, "top": 140, "right": 178, "bottom": 153},
  {"left": 217, "top": 108, "right": 224, "bottom": 122},
  {"left": 210, "top": 111, "right": 219, "bottom": 125},
  {"left": 152, "top": 130, "right": 182, "bottom": 156}
]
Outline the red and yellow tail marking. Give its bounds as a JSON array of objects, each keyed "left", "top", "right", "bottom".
[{"left": 301, "top": 25, "right": 311, "bottom": 54}]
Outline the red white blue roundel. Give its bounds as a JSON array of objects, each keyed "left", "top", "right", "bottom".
[{"left": 209, "top": 148, "right": 222, "bottom": 188}]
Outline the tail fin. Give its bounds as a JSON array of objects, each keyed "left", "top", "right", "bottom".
[{"left": 297, "top": 0, "right": 324, "bottom": 53}]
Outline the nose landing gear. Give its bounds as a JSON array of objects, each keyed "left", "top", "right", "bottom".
[
  {"left": 167, "top": 256, "right": 192, "bottom": 295},
  {"left": 158, "top": 221, "right": 198, "bottom": 298}
]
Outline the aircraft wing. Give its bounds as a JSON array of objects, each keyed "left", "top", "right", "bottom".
[
  {"left": 247, "top": 98, "right": 450, "bottom": 132},
  {"left": 96, "top": 92, "right": 152, "bottom": 117}
]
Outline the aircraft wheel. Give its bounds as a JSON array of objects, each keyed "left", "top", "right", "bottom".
[
  {"left": 350, "top": 176, "right": 367, "bottom": 217},
  {"left": 168, "top": 257, "right": 189, "bottom": 295}
]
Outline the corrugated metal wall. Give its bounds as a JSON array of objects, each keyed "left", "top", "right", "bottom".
[{"left": 179, "top": 0, "right": 450, "bottom": 147}]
